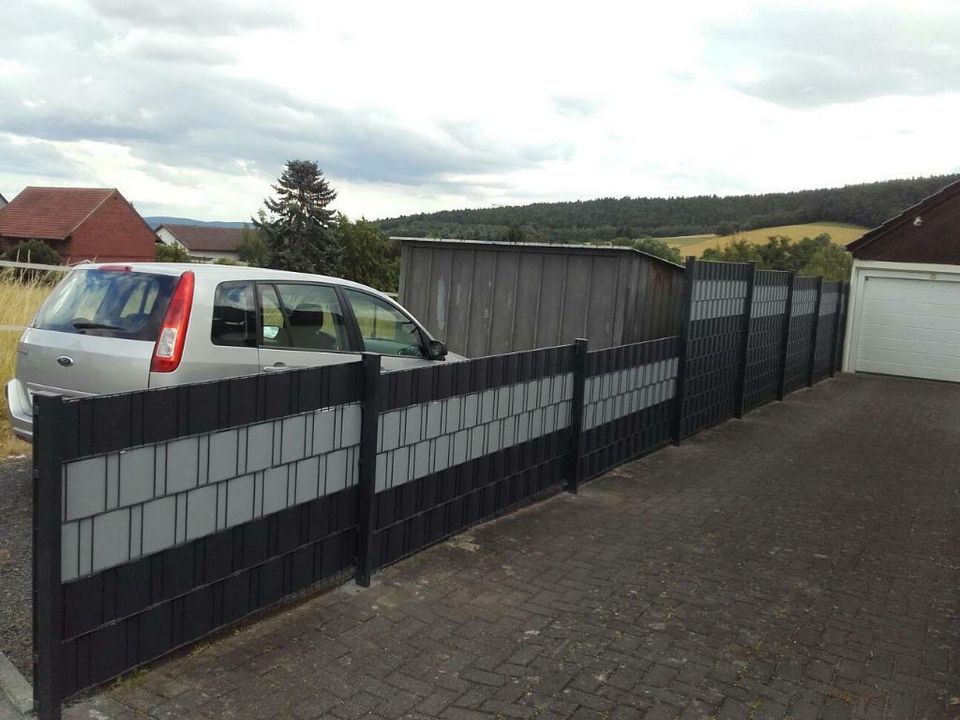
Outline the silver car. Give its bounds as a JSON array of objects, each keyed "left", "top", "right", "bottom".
[{"left": 8, "top": 263, "right": 460, "bottom": 441}]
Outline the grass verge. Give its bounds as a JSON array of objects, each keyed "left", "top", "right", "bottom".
[{"left": 0, "top": 273, "right": 55, "bottom": 457}]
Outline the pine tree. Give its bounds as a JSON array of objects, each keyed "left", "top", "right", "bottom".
[{"left": 254, "top": 160, "right": 341, "bottom": 274}]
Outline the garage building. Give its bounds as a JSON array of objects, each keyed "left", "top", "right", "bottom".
[{"left": 844, "top": 180, "right": 960, "bottom": 383}]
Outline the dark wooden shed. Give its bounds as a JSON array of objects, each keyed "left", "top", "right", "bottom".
[{"left": 396, "top": 238, "right": 684, "bottom": 357}]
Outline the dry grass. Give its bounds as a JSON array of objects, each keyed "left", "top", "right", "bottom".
[
  {"left": 0, "top": 272, "right": 56, "bottom": 457},
  {"left": 663, "top": 221, "right": 867, "bottom": 257}
]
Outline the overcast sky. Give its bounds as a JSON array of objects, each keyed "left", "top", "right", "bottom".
[{"left": 1, "top": 0, "right": 958, "bottom": 221}]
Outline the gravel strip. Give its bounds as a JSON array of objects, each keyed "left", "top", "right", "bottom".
[{"left": 0, "top": 456, "right": 32, "bottom": 678}]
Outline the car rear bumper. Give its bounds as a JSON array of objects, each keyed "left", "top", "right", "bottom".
[{"left": 6, "top": 379, "right": 33, "bottom": 442}]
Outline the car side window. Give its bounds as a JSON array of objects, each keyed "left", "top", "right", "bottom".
[
  {"left": 343, "top": 289, "right": 424, "bottom": 357},
  {"left": 211, "top": 282, "right": 257, "bottom": 347},
  {"left": 274, "top": 284, "right": 349, "bottom": 351},
  {"left": 257, "top": 284, "right": 291, "bottom": 347}
]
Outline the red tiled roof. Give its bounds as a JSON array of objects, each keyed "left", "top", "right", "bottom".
[
  {"left": 158, "top": 224, "right": 244, "bottom": 252},
  {"left": 0, "top": 187, "right": 117, "bottom": 240}
]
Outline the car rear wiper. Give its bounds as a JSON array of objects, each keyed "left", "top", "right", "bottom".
[{"left": 72, "top": 321, "right": 123, "bottom": 331}]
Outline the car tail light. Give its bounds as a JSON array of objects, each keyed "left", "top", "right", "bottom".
[
  {"left": 150, "top": 271, "right": 195, "bottom": 373},
  {"left": 99, "top": 265, "right": 132, "bottom": 272}
]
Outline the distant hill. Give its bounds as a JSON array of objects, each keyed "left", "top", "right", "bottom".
[
  {"left": 144, "top": 216, "right": 247, "bottom": 230},
  {"left": 378, "top": 174, "right": 960, "bottom": 244}
]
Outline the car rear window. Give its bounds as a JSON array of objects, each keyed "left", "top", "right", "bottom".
[{"left": 33, "top": 268, "right": 177, "bottom": 341}]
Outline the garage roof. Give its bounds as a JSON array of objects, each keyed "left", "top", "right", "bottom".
[
  {"left": 157, "top": 224, "right": 243, "bottom": 252},
  {"left": 847, "top": 179, "right": 960, "bottom": 264}
]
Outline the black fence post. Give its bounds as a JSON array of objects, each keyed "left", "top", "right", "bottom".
[
  {"left": 355, "top": 353, "right": 381, "bottom": 588},
  {"left": 776, "top": 272, "right": 796, "bottom": 401},
  {"left": 734, "top": 263, "right": 757, "bottom": 418},
  {"left": 566, "top": 338, "right": 589, "bottom": 495},
  {"left": 806, "top": 277, "right": 824, "bottom": 387},
  {"left": 671, "top": 256, "right": 696, "bottom": 445},
  {"left": 829, "top": 282, "right": 844, "bottom": 377},
  {"left": 34, "top": 395, "right": 65, "bottom": 720}
]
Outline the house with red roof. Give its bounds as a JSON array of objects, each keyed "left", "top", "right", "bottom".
[
  {"left": 155, "top": 223, "right": 244, "bottom": 263},
  {"left": 0, "top": 187, "right": 156, "bottom": 263}
]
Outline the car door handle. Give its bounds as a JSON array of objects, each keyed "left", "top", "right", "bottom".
[{"left": 262, "top": 363, "right": 290, "bottom": 372}]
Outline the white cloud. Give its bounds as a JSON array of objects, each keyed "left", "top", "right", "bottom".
[{"left": 0, "top": 0, "right": 957, "bottom": 220}]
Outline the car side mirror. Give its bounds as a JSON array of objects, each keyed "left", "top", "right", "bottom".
[{"left": 427, "top": 339, "right": 447, "bottom": 360}]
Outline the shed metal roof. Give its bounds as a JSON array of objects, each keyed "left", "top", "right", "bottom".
[{"left": 391, "top": 237, "right": 685, "bottom": 270}]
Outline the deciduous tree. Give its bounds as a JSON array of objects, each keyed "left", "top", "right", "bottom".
[
  {"left": 337, "top": 215, "right": 399, "bottom": 291},
  {"left": 237, "top": 225, "right": 269, "bottom": 267},
  {"left": 3, "top": 239, "right": 61, "bottom": 280},
  {"left": 155, "top": 243, "right": 191, "bottom": 263},
  {"left": 701, "top": 233, "right": 851, "bottom": 279},
  {"left": 803, "top": 243, "right": 853, "bottom": 281}
]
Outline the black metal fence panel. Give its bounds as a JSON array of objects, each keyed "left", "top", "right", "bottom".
[
  {"left": 581, "top": 336, "right": 680, "bottom": 479},
  {"left": 370, "top": 346, "right": 575, "bottom": 569},
  {"left": 33, "top": 363, "right": 366, "bottom": 709},
  {"left": 60, "top": 486, "right": 356, "bottom": 697},
  {"left": 782, "top": 276, "right": 821, "bottom": 395},
  {"left": 55, "top": 363, "right": 364, "bottom": 461},
  {"left": 742, "top": 271, "right": 792, "bottom": 413},
  {"left": 812, "top": 281, "right": 842, "bottom": 382},
  {"left": 379, "top": 346, "right": 574, "bottom": 413},
  {"left": 677, "top": 261, "right": 753, "bottom": 438}
]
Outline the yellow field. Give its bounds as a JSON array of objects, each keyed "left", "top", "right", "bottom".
[
  {"left": 0, "top": 274, "right": 55, "bottom": 457},
  {"left": 664, "top": 222, "right": 867, "bottom": 257}
]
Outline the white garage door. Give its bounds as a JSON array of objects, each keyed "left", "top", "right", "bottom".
[{"left": 855, "top": 275, "right": 960, "bottom": 382}]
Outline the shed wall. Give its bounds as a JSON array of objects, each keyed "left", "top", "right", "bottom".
[{"left": 400, "top": 243, "right": 683, "bottom": 357}]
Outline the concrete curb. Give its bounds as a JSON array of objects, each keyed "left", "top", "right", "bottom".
[{"left": 0, "top": 652, "right": 32, "bottom": 716}]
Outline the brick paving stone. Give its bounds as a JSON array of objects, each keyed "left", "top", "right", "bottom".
[
  {"left": 439, "top": 708, "right": 495, "bottom": 720},
  {"left": 61, "top": 375, "right": 960, "bottom": 720},
  {"left": 641, "top": 703, "right": 680, "bottom": 719}
]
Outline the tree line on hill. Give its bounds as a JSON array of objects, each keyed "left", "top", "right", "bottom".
[{"left": 377, "top": 174, "right": 959, "bottom": 244}]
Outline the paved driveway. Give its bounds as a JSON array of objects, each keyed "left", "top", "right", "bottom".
[{"left": 68, "top": 375, "right": 960, "bottom": 720}]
